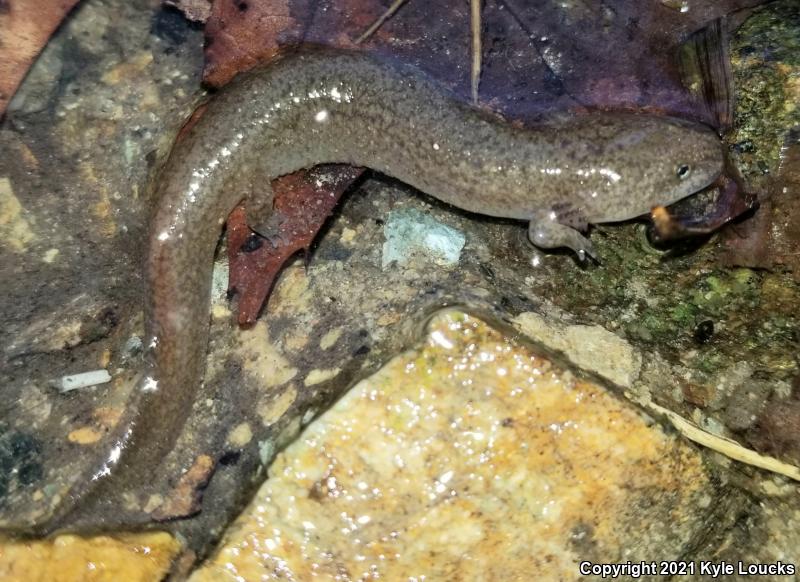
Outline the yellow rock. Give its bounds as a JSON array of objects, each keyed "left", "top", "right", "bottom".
[
  {"left": 281, "top": 327, "right": 309, "bottom": 351},
  {"left": 210, "top": 303, "right": 231, "bottom": 320},
  {"left": 513, "top": 311, "right": 642, "bottom": 388},
  {"left": 303, "top": 367, "right": 341, "bottom": 386},
  {"left": 42, "top": 248, "right": 59, "bottom": 263},
  {"left": 16, "top": 141, "right": 39, "bottom": 170},
  {"left": 227, "top": 422, "right": 253, "bottom": 447},
  {"left": 339, "top": 227, "right": 357, "bottom": 244},
  {"left": 192, "top": 311, "right": 713, "bottom": 581},
  {"left": 376, "top": 311, "right": 401, "bottom": 326},
  {"left": 0, "top": 531, "right": 181, "bottom": 582},
  {"left": 270, "top": 265, "right": 312, "bottom": 315},
  {"left": 79, "top": 163, "right": 117, "bottom": 237},
  {"left": 258, "top": 384, "right": 298, "bottom": 427},
  {"left": 67, "top": 427, "right": 103, "bottom": 445},
  {"left": 319, "top": 327, "right": 343, "bottom": 350},
  {"left": 100, "top": 52, "right": 154, "bottom": 86},
  {"left": 238, "top": 321, "right": 298, "bottom": 388},
  {"left": 0, "top": 177, "right": 34, "bottom": 252}
]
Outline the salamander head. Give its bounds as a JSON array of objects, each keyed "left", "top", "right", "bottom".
[
  {"left": 648, "top": 117, "right": 724, "bottom": 203},
  {"left": 579, "top": 115, "right": 725, "bottom": 222}
]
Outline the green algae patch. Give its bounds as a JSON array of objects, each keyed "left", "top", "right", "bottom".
[
  {"left": 730, "top": 1, "right": 800, "bottom": 178},
  {"left": 690, "top": 269, "right": 760, "bottom": 316}
]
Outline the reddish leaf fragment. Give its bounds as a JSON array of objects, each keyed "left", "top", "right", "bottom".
[
  {"left": 0, "top": 0, "right": 80, "bottom": 117},
  {"left": 167, "top": 75, "right": 362, "bottom": 327},
  {"left": 152, "top": 454, "right": 216, "bottom": 521},
  {"left": 228, "top": 165, "right": 364, "bottom": 325},
  {"left": 203, "top": 0, "right": 314, "bottom": 88},
  {"left": 718, "top": 136, "right": 800, "bottom": 275}
]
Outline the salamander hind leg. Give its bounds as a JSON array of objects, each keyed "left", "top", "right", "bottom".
[{"left": 528, "top": 208, "right": 597, "bottom": 262}]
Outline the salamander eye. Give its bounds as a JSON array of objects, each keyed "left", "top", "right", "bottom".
[{"left": 676, "top": 164, "right": 692, "bottom": 180}]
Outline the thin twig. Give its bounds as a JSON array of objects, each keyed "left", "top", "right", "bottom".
[
  {"left": 356, "top": 0, "right": 410, "bottom": 44},
  {"left": 648, "top": 401, "right": 800, "bottom": 482},
  {"left": 356, "top": 0, "right": 485, "bottom": 103},
  {"left": 470, "top": 0, "right": 483, "bottom": 103}
]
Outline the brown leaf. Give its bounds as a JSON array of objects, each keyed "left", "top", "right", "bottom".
[
  {"left": 203, "top": 0, "right": 313, "bottom": 88},
  {"left": 0, "top": 0, "right": 80, "bottom": 117},
  {"left": 228, "top": 165, "right": 364, "bottom": 324},
  {"left": 204, "top": 0, "right": 765, "bottom": 119},
  {"left": 718, "top": 134, "right": 800, "bottom": 275}
]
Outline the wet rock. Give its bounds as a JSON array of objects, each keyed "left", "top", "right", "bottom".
[
  {"left": 4, "top": 294, "right": 118, "bottom": 359},
  {"left": 719, "top": 1, "right": 800, "bottom": 272},
  {"left": 0, "top": 0, "right": 205, "bottom": 537},
  {"left": 748, "top": 384, "right": 800, "bottom": 466},
  {"left": 6, "top": 41, "right": 63, "bottom": 116},
  {"left": 0, "top": 177, "right": 34, "bottom": 252},
  {"left": 381, "top": 207, "right": 466, "bottom": 268},
  {"left": 729, "top": 1, "right": 800, "bottom": 181},
  {"left": 513, "top": 311, "right": 642, "bottom": 388},
  {"left": 722, "top": 379, "right": 771, "bottom": 432},
  {"left": 0, "top": 531, "right": 182, "bottom": 581},
  {"left": 0, "top": 430, "right": 44, "bottom": 506},
  {"left": 191, "top": 312, "right": 726, "bottom": 580}
]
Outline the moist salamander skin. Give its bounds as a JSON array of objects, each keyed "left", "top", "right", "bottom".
[{"left": 44, "top": 48, "right": 724, "bottom": 532}]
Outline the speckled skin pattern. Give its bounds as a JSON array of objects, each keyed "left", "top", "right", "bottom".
[{"left": 53, "top": 49, "right": 724, "bottom": 530}]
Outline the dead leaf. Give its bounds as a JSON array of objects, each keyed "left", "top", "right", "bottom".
[
  {"left": 0, "top": 0, "right": 80, "bottom": 117},
  {"left": 152, "top": 454, "right": 215, "bottom": 520},
  {"left": 719, "top": 134, "right": 800, "bottom": 276},
  {"left": 204, "top": 0, "right": 765, "bottom": 120},
  {"left": 227, "top": 165, "right": 364, "bottom": 324}
]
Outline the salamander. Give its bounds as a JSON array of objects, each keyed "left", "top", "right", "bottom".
[{"left": 49, "top": 47, "right": 724, "bottom": 530}]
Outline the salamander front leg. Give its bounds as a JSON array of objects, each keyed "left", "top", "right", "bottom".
[
  {"left": 528, "top": 209, "right": 597, "bottom": 262},
  {"left": 245, "top": 181, "right": 275, "bottom": 234},
  {"left": 245, "top": 183, "right": 290, "bottom": 248}
]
